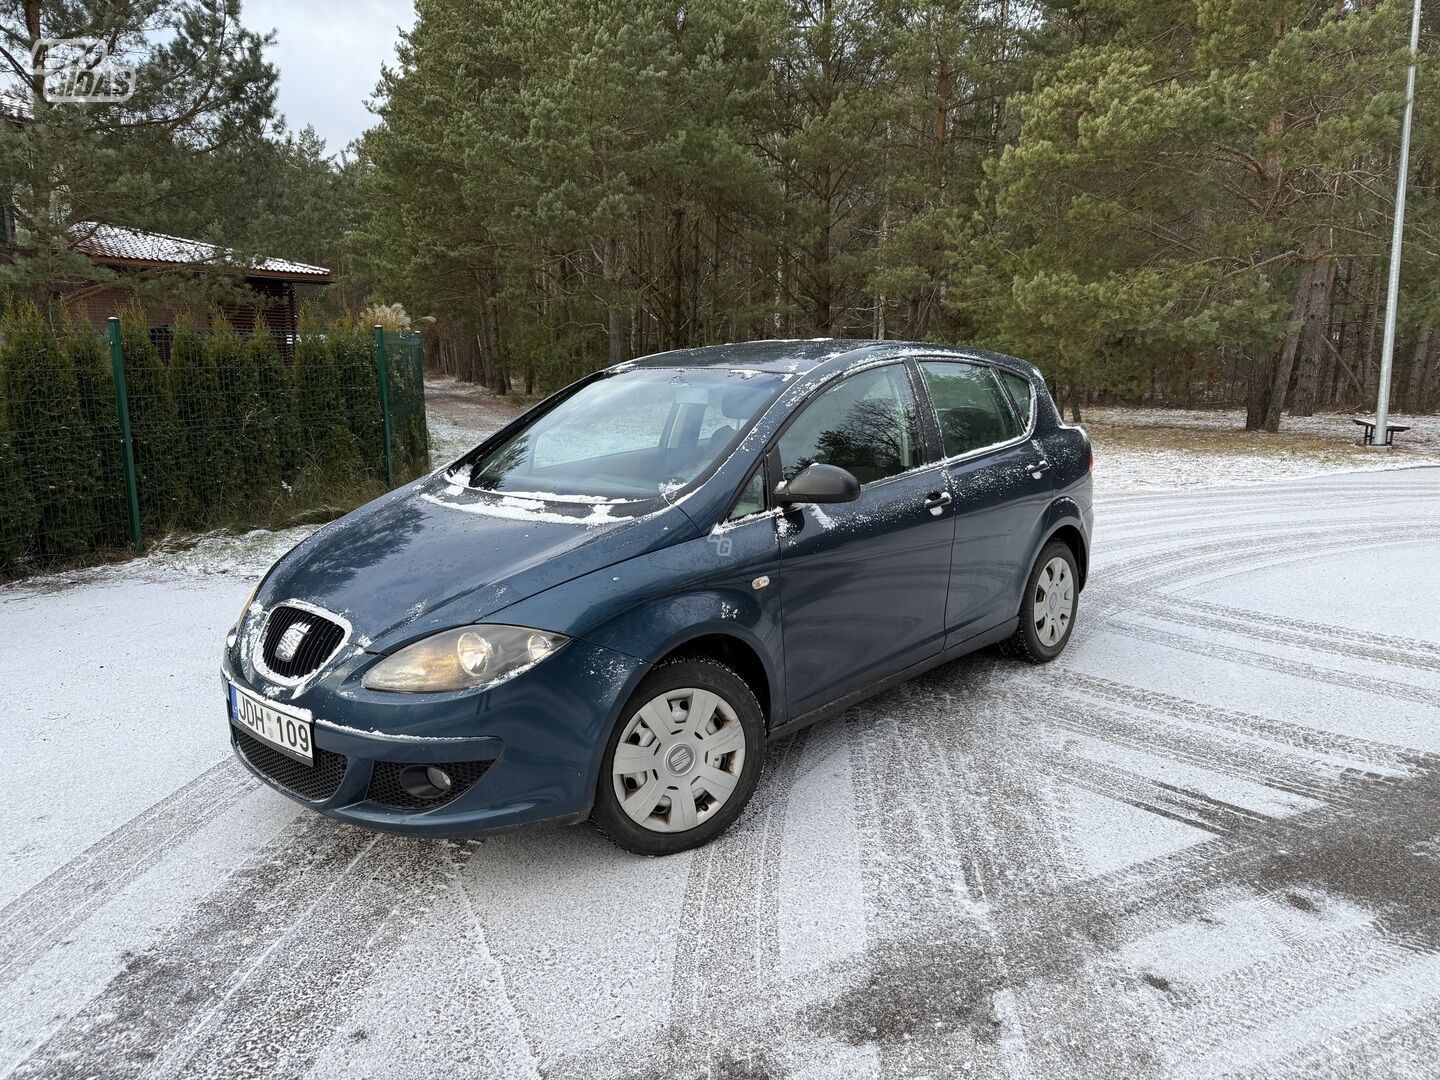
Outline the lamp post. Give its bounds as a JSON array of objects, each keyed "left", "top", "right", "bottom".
[{"left": 1374, "top": 0, "right": 1424, "bottom": 446}]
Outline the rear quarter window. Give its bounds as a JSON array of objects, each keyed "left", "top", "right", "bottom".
[{"left": 998, "top": 370, "right": 1034, "bottom": 426}]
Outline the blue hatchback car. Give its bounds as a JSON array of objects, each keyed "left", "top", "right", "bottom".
[{"left": 223, "top": 339, "right": 1092, "bottom": 854}]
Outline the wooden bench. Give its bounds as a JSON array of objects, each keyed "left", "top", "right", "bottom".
[{"left": 1352, "top": 417, "right": 1410, "bottom": 446}]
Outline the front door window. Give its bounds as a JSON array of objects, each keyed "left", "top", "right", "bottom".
[{"left": 778, "top": 365, "right": 925, "bottom": 484}]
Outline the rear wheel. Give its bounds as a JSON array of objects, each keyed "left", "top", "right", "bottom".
[
  {"left": 1001, "top": 540, "right": 1079, "bottom": 663},
  {"left": 592, "top": 657, "right": 765, "bottom": 856}
]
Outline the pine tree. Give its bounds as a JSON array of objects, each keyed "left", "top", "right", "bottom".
[
  {"left": 0, "top": 3, "right": 277, "bottom": 301},
  {"left": 968, "top": 0, "right": 1403, "bottom": 424}
]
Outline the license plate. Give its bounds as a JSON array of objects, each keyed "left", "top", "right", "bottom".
[{"left": 229, "top": 682, "right": 314, "bottom": 764}]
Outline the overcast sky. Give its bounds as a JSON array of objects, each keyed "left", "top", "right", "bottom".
[{"left": 242, "top": 0, "right": 416, "bottom": 156}]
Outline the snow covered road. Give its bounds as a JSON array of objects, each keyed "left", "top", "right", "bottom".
[{"left": 2, "top": 468, "right": 1439, "bottom": 1079}]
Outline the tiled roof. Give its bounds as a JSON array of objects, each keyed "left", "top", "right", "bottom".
[
  {"left": 71, "top": 222, "right": 330, "bottom": 280},
  {"left": 0, "top": 91, "right": 32, "bottom": 120}
]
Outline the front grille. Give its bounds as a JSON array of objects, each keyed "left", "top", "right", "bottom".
[
  {"left": 234, "top": 728, "right": 348, "bottom": 802},
  {"left": 260, "top": 605, "right": 346, "bottom": 680},
  {"left": 366, "top": 759, "right": 493, "bottom": 811}
]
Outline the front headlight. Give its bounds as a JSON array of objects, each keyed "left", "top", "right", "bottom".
[{"left": 361, "top": 624, "right": 568, "bottom": 693}]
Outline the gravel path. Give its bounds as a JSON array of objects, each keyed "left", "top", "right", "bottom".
[
  {"left": 424, "top": 377, "right": 526, "bottom": 467},
  {"left": 2, "top": 393, "right": 1437, "bottom": 1078}
]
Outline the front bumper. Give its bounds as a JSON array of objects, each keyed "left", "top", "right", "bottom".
[{"left": 221, "top": 637, "right": 646, "bottom": 836}]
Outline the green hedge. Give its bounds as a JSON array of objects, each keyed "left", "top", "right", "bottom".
[{"left": 0, "top": 306, "right": 428, "bottom": 576}]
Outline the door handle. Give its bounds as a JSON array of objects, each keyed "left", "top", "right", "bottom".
[
  {"left": 1027, "top": 459, "right": 1051, "bottom": 479},
  {"left": 923, "top": 491, "right": 953, "bottom": 514}
]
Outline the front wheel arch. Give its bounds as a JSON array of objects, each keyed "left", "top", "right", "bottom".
[{"left": 651, "top": 632, "right": 772, "bottom": 726}]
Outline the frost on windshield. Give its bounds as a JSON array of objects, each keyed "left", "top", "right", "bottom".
[{"left": 447, "top": 367, "right": 787, "bottom": 503}]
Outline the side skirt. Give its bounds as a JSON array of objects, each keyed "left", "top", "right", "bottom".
[{"left": 767, "top": 617, "right": 1019, "bottom": 741}]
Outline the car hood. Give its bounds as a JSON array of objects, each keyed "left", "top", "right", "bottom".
[{"left": 257, "top": 474, "right": 698, "bottom": 651}]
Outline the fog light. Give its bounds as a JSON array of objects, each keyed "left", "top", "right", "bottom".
[{"left": 398, "top": 764, "right": 454, "bottom": 800}]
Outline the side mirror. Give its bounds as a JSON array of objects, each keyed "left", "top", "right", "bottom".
[{"left": 773, "top": 463, "right": 860, "bottom": 505}]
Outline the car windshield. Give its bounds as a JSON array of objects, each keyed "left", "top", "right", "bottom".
[{"left": 460, "top": 368, "right": 787, "bottom": 501}]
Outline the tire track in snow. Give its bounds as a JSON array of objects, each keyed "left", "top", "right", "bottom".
[
  {"left": 951, "top": 684, "right": 1163, "bottom": 1080},
  {"left": 1103, "top": 618, "right": 1440, "bottom": 710},
  {"left": 298, "top": 839, "right": 543, "bottom": 1080},
  {"left": 1094, "top": 508, "right": 1425, "bottom": 554},
  {"left": 1135, "top": 538, "right": 1433, "bottom": 599},
  {"left": 1173, "top": 938, "right": 1440, "bottom": 1079},
  {"left": 1011, "top": 680, "right": 1324, "bottom": 830},
  {"left": 1040, "top": 754, "right": 1261, "bottom": 837},
  {"left": 836, "top": 672, "right": 1016, "bottom": 1079},
  {"left": 11, "top": 816, "right": 450, "bottom": 1080},
  {"left": 1154, "top": 594, "right": 1440, "bottom": 661},
  {"left": 908, "top": 631, "right": 1440, "bottom": 1077},
  {"left": 939, "top": 758, "right": 1440, "bottom": 1078},
  {"left": 1096, "top": 474, "right": 1440, "bottom": 519},
  {"left": 671, "top": 727, "right": 809, "bottom": 997},
  {"left": 1015, "top": 692, "right": 1334, "bottom": 804},
  {"left": 1264, "top": 996, "right": 1440, "bottom": 1079},
  {"left": 1097, "top": 488, "right": 1439, "bottom": 535},
  {"left": 0, "top": 757, "right": 256, "bottom": 986},
  {"left": 1129, "top": 593, "right": 1440, "bottom": 674},
  {"left": 1052, "top": 673, "right": 1420, "bottom": 776},
  {"left": 1093, "top": 524, "right": 1389, "bottom": 599},
  {"left": 544, "top": 730, "right": 814, "bottom": 1080},
  {"left": 144, "top": 834, "right": 456, "bottom": 1080},
  {"left": 1145, "top": 921, "right": 1421, "bottom": 1074}
]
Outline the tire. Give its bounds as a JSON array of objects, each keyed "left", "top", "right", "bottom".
[
  {"left": 1001, "top": 540, "right": 1079, "bottom": 664},
  {"left": 591, "top": 656, "right": 766, "bottom": 856}
]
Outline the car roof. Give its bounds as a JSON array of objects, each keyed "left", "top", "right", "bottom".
[{"left": 624, "top": 338, "right": 1039, "bottom": 379}]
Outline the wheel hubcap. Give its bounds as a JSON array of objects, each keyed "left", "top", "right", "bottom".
[
  {"left": 611, "top": 687, "right": 746, "bottom": 833},
  {"left": 1032, "top": 556, "right": 1074, "bottom": 648},
  {"left": 665, "top": 743, "right": 696, "bottom": 775}
]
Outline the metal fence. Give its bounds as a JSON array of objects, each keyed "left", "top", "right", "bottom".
[{"left": 0, "top": 313, "right": 429, "bottom": 576}]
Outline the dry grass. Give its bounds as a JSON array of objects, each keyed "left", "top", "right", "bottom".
[
  {"left": 1086, "top": 407, "right": 1440, "bottom": 460},
  {"left": 1091, "top": 423, "right": 1362, "bottom": 458},
  {"left": 1083, "top": 407, "right": 1440, "bottom": 494}
]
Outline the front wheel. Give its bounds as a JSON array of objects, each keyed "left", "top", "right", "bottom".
[
  {"left": 1001, "top": 540, "right": 1079, "bottom": 663},
  {"left": 591, "top": 657, "right": 765, "bottom": 856}
]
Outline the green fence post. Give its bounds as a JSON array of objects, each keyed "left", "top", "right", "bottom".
[
  {"left": 373, "top": 324, "right": 394, "bottom": 488},
  {"left": 107, "top": 316, "right": 143, "bottom": 550},
  {"left": 411, "top": 333, "right": 428, "bottom": 461}
]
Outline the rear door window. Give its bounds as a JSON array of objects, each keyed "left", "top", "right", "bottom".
[{"left": 918, "top": 361, "right": 1020, "bottom": 459}]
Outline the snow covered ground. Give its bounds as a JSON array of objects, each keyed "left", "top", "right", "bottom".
[
  {"left": 425, "top": 376, "right": 526, "bottom": 466},
  {"left": 1087, "top": 406, "right": 1440, "bottom": 494},
  {"left": 2, "top": 384, "right": 1439, "bottom": 1079}
]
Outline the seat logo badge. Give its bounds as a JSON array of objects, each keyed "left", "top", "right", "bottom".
[
  {"left": 276, "top": 621, "right": 312, "bottom": 663},
  {"left": 752, "top": 575, "right": 770, "bottom": 590},
  {"left": 666, "top": 744, "right": 696, "bottom": 775}
]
